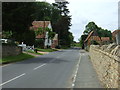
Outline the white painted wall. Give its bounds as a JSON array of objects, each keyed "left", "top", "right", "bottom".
[{"left": 44, "top": 22, "right": 52, "bottom": 47}]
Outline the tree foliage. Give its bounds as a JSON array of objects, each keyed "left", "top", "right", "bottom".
[
  {"left": 52, "top": 1, "right": 73, "bottom": 47},
  {"left": 83, "top": 21, "right": 112, "bottom": 39},
  {"left": 2, "top": 2, "right": 36, "bottom": 45},
  {"left": 2, "top": 2, "right": 73, "bottom": 47}
]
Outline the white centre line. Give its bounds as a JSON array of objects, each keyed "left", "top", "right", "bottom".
[
  {"left": 33, "top": 64, "right": 46, "bottom": 70},
  {"left": 72, "top": 52, "right": 82, "bottom": 87},
  {"left": 0, "top": 73, "right": 26, "bottom": 86}
]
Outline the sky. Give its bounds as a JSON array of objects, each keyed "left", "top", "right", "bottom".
[{"left": 37, "top": 0, "right": 119, "bottom": 41}]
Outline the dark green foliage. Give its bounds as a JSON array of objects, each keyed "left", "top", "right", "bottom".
[
  {"left": 83, "top": 21, "right": 112, "bottom": 39},
  {"left": 2, "top": 31, "right": 13, "bottom": 39},
  {"left": 22, "top": 30, "right": 35, "bottom": 46},
  {"left": 35, "top": 39, "right": 44, "bottom": 48},
  {"left": 2, "top": 2, "right": 36, "bottom": 45},
  {"left": 79, "top": 35, "right": 88, "bottom": 48},
  {"left": 90, "top": 40, "right": 100, "bottom": 45},
  {"left": 52, "top": 1, "right": 73, "bottom": 47}
]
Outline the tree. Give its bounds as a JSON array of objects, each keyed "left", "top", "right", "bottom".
[
  {"left": 2, "top": 2, "right": 36, "bottom": 45},
  {"left": 79, "top": 35, "right": 88, "bottom": 49},
  {"left": 52, "top": 1, "right": 73, "bottom": 47},
  {"left": 83, "top": 22, "right": 98, "bottom": 35},
  {"left": 83, "top": 21, "right": 112, "bottom": 40}
]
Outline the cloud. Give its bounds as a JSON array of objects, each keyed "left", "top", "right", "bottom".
[{"left": 67, "top": 0, "right": 118, "bottom": 41}]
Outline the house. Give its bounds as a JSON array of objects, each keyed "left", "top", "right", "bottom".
[
  {"left": 112, "top": 30, "right": 120, "bottom": 44},
  {"left": 31, "top": 21, "right": 58, "bottom": 48},
  {"left": 101, "top": 37, "right": 110, "bottom": 45},
  {"left": 84, "top": 30, "right": 112, "bottom": 50},
  {"left": 51, "top": 34, "right": 58, "bottom": 48},
  {"left": 84, "top": 31, "right": 101, "bottom": 48}
]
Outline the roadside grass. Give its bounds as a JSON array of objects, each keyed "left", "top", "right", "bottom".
[
  {"left": 26, "top": 50, "right": 43, "bottom": 55},
  {"left": 36, "top": 48, "right": 58, "bottom": 52},
  {"left": 73, "top": 43, "right": 81, "bottom": 48},
  {"left": 61, "top": 46, "right": 70, "bottom": 49},
  {"left": 0, "top": 53, "right": 35, "bottom": 64}
]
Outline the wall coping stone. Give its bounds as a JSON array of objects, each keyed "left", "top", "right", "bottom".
[{"left": 90, "top": 45, "right": 120, "bottom": 62}]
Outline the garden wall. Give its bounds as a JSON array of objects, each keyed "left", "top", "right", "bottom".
[
  {"left": 90, "top": 44, "right": 120, "bottom": 88},
  {"left": 2, "top": 45, "right": 22, "bottom": 57}
]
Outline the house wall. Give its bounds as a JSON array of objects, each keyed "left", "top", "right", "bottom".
[
  {"left": 90, "top": 45, "right": 120, "bottom": 88},
  {"left": 87, "top": 36, "right": 101, "bottom": 45},
  {"left": 44, "top": 32, "right": 52, "bottom": 47},
  {"left": 48, "top": 23, "right": 52, "bottom": 30},
  {"left": 2, "top": 45, "right": 22, "bottom": 57}
]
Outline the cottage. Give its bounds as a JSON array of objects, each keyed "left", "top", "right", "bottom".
[
  {"left": 84, "top": 31, "right": 101, "bottom": 49},
  {"left": 31, "top": 21, "right": 58, "bottom": 48}
]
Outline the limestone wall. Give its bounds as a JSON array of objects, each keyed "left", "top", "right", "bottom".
[
  {"left": 89, "top": 44, "right": 120, "bottom": 88},
  {"left": 2, "top": 45, "right": 22, "bottom": 57}
]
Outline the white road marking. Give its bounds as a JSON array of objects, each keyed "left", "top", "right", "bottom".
[
  {"left": 72, "top": 52, "right": 82, "bottom": 88},
  {"left": 33, "top": 64, "right": 46, "bottom": 70},
  {"left": 0, "top": 73, "right": 26, "bottom": 86}
]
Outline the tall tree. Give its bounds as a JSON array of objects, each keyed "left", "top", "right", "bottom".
[
  {"left": 52, "top": 1, "right": 73, "bottom": 47},
  {"left": 2, "top": 2, "right": 36, "bottom": 45},
  {"left": 82, "top": 21, "right": 112, "bottom": 40},
  {"left": 83, "top": 22, "right": 98, "bottom": 35}
]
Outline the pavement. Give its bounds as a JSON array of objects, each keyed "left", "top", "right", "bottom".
[
  {"left": 1, "top": 48, "right": 103, "bottom": 89},
  {"left": 74, "top": 50, "right": 103, "bottom": 88}
]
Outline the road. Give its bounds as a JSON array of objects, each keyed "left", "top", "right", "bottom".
[{"left": 2, "top": 48, "right": 81, "bottom": 88}]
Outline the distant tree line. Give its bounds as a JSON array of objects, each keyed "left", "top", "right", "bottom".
[{"left": 2, "top": 1, "right": 74, "bottom": 47}]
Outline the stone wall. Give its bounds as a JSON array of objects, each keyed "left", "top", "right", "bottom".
[
  {"left": 89, "top": 44, "right": 120, "bottom": 88},
  {"left": 2, "top": 45, "right": 22, "bottom": 57}
]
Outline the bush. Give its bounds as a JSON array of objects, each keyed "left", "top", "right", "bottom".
[
  {"left": 55, "top": 45, "right": 61, "bottom": 49},
  {"left": 35, "top": 39, "right": 44, "bottom": 48},
  {"left": 90, "top": 40, "right": 100, "bottom": 45}
]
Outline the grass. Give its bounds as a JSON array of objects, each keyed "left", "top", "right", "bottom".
[
  {"left": 36, "top": 48, "right": 58, "bottom": 52},
  {"left": 26, "top": 50, "right": 43, "bottom": 55},
  {"left": 73, "top": 43, "right": 81, "bottom": 48},
  {"left": 0, "top": 53, "right": 35, "bottom": 64}
]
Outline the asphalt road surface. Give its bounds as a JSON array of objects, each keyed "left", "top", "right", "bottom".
[{"left": 2, "top": 48, "right": 81, "bottom": 88}]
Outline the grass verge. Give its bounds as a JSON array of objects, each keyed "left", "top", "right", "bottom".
[
  {"left": 36, "top": 48, "right": 58, "bottom": 52},
  {"left": 26, "top": 50, "right": 43, "bottom": 55},
  {"left": 0, "top": 53, "right": 34, "bottom": 64}
]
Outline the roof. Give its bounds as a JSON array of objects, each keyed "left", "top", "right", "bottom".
[
  {"left": 36, "top": 34, "right": 45, "bottom": 39},
  {"left": 31, "top": 21, "right": 51, "bottom": 39},
  {"left": 32, "top": 21, "right": 51, "bottom": 29},
  {"left": 84, "top": 31, "right": 94, "bottom": 42},
  {"left": 101, "top": 37, "right": 110, "bottom": 41}
]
